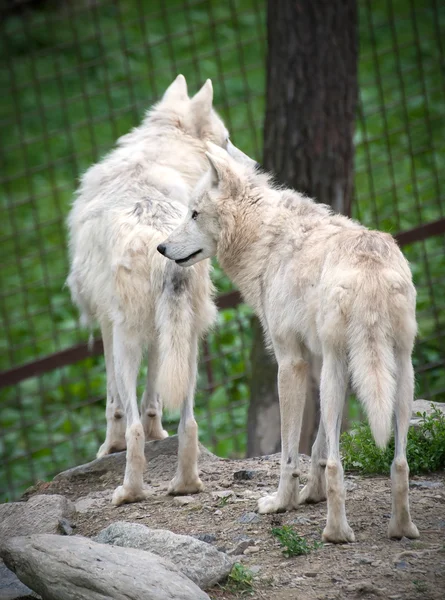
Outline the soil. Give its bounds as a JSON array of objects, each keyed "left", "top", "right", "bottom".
[{"left": 26, "top": 438, "right": 445, "bottom": 600}]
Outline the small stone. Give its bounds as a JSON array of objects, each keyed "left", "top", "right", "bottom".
[
  {"left": 212, "top": 490, "right": 234, "bottom": 500},
  {"left": 192, "top": 533, "right": 216, "bottom": 544},
  {"left": 304, "top": 572, "right": 318, "bottom": 578},
  {"left": 291, "top": 516, "right": 312, "bottom": 526},
  {"left": 220, "top": 480, "right": 233, "bottom": 488},
  {"left": 57, "top": 518, "right": 74, "bottom": 536},
  {"left": 410, "top": 480, "right": 443, "bottom": 490},
  {"left": 238, "top": 512, "right": 261, "bottom": 524},
  {"left": 243, "top": 546, "right": 260, "bottom": 555},
  {"left": 394, "top": 561, "right": 408, "bottom": 570},
  {"left": 239, "top": 490, "right": 261, "bottom": 500},
  {"left": 344, "top": 480, "right": 358, "bottom": 492},
  {"left": 228, "top": 539, "right": 255, "bottom": 556},
  {"left": 173, "top": 496, "right": 195, "bottom": 506},
  {"left": 233, "top": 470, "right": 256, "bottom": 481},
  {"left": 250, "top": 565, "right": 261, "bottom": 575},
  {"left": 214, "top": 509, "right": 222, "bottom": 516},
  {"left": 353, "top": 554, "right": 374, "bottom": 565}
]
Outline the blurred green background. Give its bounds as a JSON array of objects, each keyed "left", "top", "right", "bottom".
[{"left": 1, "top": 0, "right": 444, "bottom": 501}]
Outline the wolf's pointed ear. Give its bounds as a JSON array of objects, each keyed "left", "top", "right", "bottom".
[
  {"left": 163, "top": 74, "right": 188, "bottom": 102},
  {"left": 205, "top": 151, "right": 227, "bottom": 186},
  {"left": 191, "top": 79, "right": 213, "bottom": 126}
]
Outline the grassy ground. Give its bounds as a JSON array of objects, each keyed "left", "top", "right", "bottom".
[{"left": 1, "top": 0, "right": 444, "bottom": 501}]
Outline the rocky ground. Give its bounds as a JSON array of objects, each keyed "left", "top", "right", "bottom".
[{"left": 2, "top": 433, "right": 444, "bottom": 600}]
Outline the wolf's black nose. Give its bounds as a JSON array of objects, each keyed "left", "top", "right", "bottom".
[{"left": 157, "top": 243, "right": 167, "bottom": 256}]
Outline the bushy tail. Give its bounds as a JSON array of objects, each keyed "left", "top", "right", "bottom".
[
  {"left": 348, "top": 278, "right": 396, "bottom": 448},
  {"left": 154, "top": 268, "right": 194, "bottom": 411}
]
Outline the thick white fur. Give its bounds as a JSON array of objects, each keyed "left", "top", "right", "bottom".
[
  {"left": 67, "top": 76, "right": 228, "bottom": 505},
  {"left": 161, "top": 142, "right": 419, "bottom": 543}
]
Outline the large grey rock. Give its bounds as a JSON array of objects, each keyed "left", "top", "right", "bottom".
[
  {"left": 410, "top": 400, "right": 445, "bottom": 429},
  {"left": 54, "top": 435, "right": 219, "bottom": 483},
  {"left": 0, "top": 495, "right": 75, "bottom": 543},
  {"left": 95, "top": 521, "right": 234, "bottom": 589},
  {"left": 0, "top": 534, "right": 209, "bottom": 600},
  {"left": 0, "top": 560, "right": 40, "bottom": 600}
]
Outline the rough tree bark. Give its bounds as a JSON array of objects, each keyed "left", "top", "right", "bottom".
[{"left": 247, "top": 0, "right": 358, "bottom": 457}]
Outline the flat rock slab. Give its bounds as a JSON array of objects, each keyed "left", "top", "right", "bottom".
[
  {"left": 95, "top": 521, "right": 234, "bottom": 589},
  {"left": 0, "top": 534, "right": 209, "bottom": 600},
  {"left": 54, "top": 435, "right": 219, "bottom": 483},
  {"left": 0, "top": 560, "right": 40, "bottom": 600},
  {"left": 0, "top": 495, "right": 75, "bottom": 543}
]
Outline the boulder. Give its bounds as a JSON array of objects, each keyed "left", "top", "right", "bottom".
[
  {"left": 0, "top": 495, "right": 75, "bottom": 543},
  {"left": 95, "top": 521, "right": 234, "bottom": 588},
  {"left": 0, "top": 534, "right": 209, "bottom": 600},
  {"left": 54, "top": 435, "right": 219, "bottom": 484},
  {"left": 0, "top": 560, "right": 40, "bottom": 600}
]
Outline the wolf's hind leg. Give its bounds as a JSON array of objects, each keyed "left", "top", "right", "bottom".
[
  {"left": 141, "top": 343, "right": 168, "bottom": 441},
  {"left": 258, "top": 337, "right": 307, "bottom": 514},
  {"left": 168, "top": 331, "right": 203, "bottom": 495},
  {"left": 299, "top": 418, "right": 327, "bottom": 504},
  {"left": 321, "top": 350, "right": 355, "bottom": 543},
  {"left": 111, "top": 325, "right": 151, "bottom": 506},
  {"left": 388, "top": 351, "right": 419, "bottom": 539},
  {"left": 97, "top": 321, "right": 127, "bottom": 458}
]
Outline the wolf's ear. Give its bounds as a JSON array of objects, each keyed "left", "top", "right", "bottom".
[
  {"left": 163, "top": 74, "right": 188, "bottom": 102},
  {"left": 205, "top": 149, "right": 236, "bottom": 189},
  {"left": 191, "top": 79, "right": 213, "bottom": 129}
]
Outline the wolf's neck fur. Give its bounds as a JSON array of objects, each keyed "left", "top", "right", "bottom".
[{"left": 216, "top": 188, "right": 277, "bottom": 314}]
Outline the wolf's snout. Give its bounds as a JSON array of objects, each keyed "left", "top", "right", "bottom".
[{"left": 157, "top": 243, "right": 167, "bottom": 256}]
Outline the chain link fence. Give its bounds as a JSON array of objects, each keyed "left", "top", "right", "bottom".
[{"left": 1, "top": 0, "right": 444, "bottom": 501}]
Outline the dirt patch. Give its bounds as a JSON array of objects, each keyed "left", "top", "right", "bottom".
[{"left": 25, "top": 438, "right": 445, "bottom": 600}]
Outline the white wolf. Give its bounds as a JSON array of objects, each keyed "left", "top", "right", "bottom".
[
  {"left": 67, "top": 76, "right": 229, "bottom": 506},
  {"left": 159, "top": 142, "right": 419, "bottom": 543}
]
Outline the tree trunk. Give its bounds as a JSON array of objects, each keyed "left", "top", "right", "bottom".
[{"left": 247, "top": 0, "right": 358, "bottom": 456}]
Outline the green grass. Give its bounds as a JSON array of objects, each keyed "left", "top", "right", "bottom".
[
  {"left": 271, "top": 526, "right": 323, "bottom": 558},
  {"left": 341, "top": 406, "right": 445, "bottom": 475},
  {"left": 1, "top": 0, "right": 445, "bottom": 501}
]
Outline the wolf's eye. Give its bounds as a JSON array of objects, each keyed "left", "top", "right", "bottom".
[{"left": 191, "top": 210, "right": 199, "bottom": 220}]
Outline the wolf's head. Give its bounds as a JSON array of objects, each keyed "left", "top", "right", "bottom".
[
  {"left": 157, "top": 142, "right": 260, "bottom": 266},
  {"left": 148, "top": 74, "right": 229, "bottom": 147}
]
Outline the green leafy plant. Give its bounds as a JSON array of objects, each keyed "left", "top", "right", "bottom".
[
  {"left": 341, "top": 407, "right": 445, "bottom": 475},
  {"left": 271, "top": 526, "right": 323, "bottom": 557},
  {"left": 222, "top": 563, "right": 255, "bottom": 595}
]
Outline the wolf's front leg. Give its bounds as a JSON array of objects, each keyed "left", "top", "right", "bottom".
[
  {"left": 258, "top": 341, "right": 308, "bottom": 514},
  {"left": 168, "top": 332, "right": 203, "bottom": 495},
  {"left": 111, "top": 326, "right": 151, "bottom": 506}
]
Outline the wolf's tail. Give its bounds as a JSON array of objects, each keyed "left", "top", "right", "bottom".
[
  {"left": 154, "top": 265, "right": 195, "bottom": 411},
  {"left": 347, "top": 276, "right": 396, "bottom": 448}
]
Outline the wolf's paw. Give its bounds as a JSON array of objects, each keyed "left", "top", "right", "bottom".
[
  {"left": 257, "top": 492, "right": 297, "bottom": 514},
  {"left": 111, "top": 485, "right": 152, "bottom": 506},
  {"left": 145, "top": 428, "right": 169, "bottom": 441},
  {"left": 168, "top": 475, "right": 204, "bottom": 496},
  {"left": 322, "top": 520, "right": 355, "bottom": 544},
  {"left": 388, "top": 518, "right": 419, "bottom": 540},
  {"left": 97, "top": 440, "right": 126, "bottom": 459},
  {"left": 299, "top": 481, "right": 326, "bottom": 505}
]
